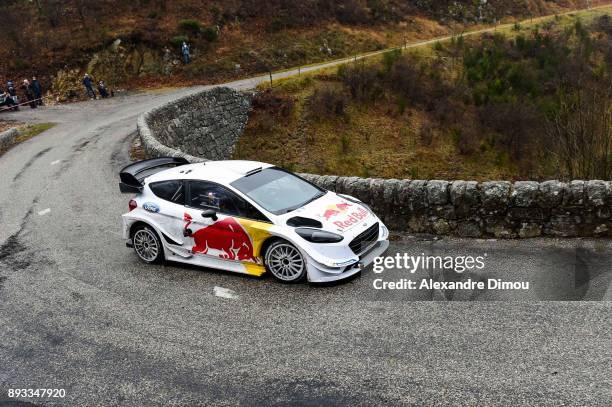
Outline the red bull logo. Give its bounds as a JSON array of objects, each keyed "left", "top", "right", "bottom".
[
  {"left": 322, "top": 202, "right": 352, "bottom": 220},
  {"left": 333, "top": 206, "right": 369, "bottom": 230},
  {"left": 184, "top": 213, "right": 259, "bottom": 263}
]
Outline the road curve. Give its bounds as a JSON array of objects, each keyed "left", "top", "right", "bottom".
[{"left": 0, "top": 69, "right": 611, "bottom": 406}]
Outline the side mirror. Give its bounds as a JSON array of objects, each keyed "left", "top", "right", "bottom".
[{"left": 201, "top": 209, "right": 218, "bottom": 221}]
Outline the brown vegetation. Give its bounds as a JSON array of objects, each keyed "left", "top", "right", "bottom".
[
  {"left": 0, "top": 0, "right": 604, "bottom": 101},
  {"left": 234, "top": 12, "right": 612, "bottom": 181}
]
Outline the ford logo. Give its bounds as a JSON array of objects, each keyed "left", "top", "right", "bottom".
[{"left": 143, "top": 202, "right": 160, "bottom": 213}]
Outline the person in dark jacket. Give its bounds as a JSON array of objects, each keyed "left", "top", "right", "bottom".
[
  {"left": 21, "top": 79, "right": 37, "bottom": 109},
  {"left": 3, "top": 81, "right": 18, "bottom": 110},
  {"left": 6, "top": 80, "right": 16, "bottom": 96},
  {"left": 97, "top": 80, "right": 109, "bottom": 98},
  {"left": 31, "top": 76, "right": 43, "bottom": 105},
  {"left": 0, "top": 87, "right": 17, "bottom": 110},
  {"left": 83, "top": 73, "right": 96, "bottom": 99},
  {"left": 181, "top": 42, "right": 190, "bottom": 64}
]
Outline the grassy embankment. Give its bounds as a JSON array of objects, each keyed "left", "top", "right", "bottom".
[
  {"left": 234, "top": 6, "right": 612, "bottom": 181},
  {"left": 0, "top": 123, "right": 56, "bottom": 156}
]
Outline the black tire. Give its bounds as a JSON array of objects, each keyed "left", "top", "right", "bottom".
[
  {"left": 132, "top": 224, "right": 164, "bottom": 264},
  {"left": 264, "top": 239, "right": 307, "bottom": 283}
]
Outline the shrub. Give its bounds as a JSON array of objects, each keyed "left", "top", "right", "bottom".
[
  {"left": 478, "top": 101, "right": 541, "bottom": 161},
  {"left": 544, "top": 80, "right": 612, "bottom": 179},
  {"left": 252, "top": 90, "right": 295, "bottom": 118},
  {"left": 267, "top": 12, "right": 297, "bottom": 32},
  {"left": 388, "top": 57, "right": 428, "bottom": 105},
  {"left": 382, "top": 49, "right": 402, "bottom": 72},
  {"left": 310, "top": 86, "right": 348, "bottom": 117},
  {"left": 335, "top": 0, "right": 370, "bottom": 25},
  {"left": 179, "top": 19, "right": 201, "bottom": 32},
  {"left": 201, "top": 26, "right": 219, "bottom": 42},
  {"left": 340, "top": 134, "right": 351, "bottom": 154},
  {"left": 419, "top": 123, "right": 435, "bottom": 147},
  {"left": 338, "top": 63, "right": 382, "bottom": 101},
  {"left": 396, "top": 96, "right": 407, "bottom": 115},
  {"left": 451, "top": 128, "right": 479, "bottom": 155},
  {"left": 170, "top": 35, "right": 189, "bottom": 47}
]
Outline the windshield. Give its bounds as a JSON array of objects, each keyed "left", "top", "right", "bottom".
[{"left": 231, "top": 168, "right": 325, "bottom": 215}]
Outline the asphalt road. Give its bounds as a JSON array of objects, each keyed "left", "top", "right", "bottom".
[{"left": 0, "top": 77, "right": 611, "bottom": 405}]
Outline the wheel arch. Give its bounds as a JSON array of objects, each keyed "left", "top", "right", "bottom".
[
  {"left": 129, "top": 220, "right": 154, "bottom": 239},
  {"left": 260, "top": 236, "right": 283, "bottom": 259}
]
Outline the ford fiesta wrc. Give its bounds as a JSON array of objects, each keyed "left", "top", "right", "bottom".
[{"left": 119, "top": 158, "right": 389, "bottom": 283}]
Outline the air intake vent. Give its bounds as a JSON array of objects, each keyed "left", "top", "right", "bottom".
[
  {"left": 349, "top": 223, "right": 379, "bottom": 255},
  {"left": 286, "top": 217, "right": 323, "bottom": 228}
]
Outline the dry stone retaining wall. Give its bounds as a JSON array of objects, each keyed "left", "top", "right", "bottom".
[
  {"left": 298, "top": 175, "right": 611, "bottom": 238},
  {"left": 0, "top": 128, "right": 20, "bottom": 150},
  {"left": 138, "top": 87, "right": 251, "bottom": 163},
  {"left": 138, "top": 87, "right": 612, "bottom": 238}
]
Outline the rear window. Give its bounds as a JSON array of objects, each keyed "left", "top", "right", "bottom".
[{"left": 150, "top": 180, "right": 184, "bottom": 204}]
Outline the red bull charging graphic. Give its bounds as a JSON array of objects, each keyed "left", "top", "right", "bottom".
[{"left": 182, "top": 213, "right": 274, "bottom": 277}]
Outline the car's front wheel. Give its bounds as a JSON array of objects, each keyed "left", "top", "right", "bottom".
[
  {"left": 132, "top": 224, "right": 164, "bottom": 264},
  {"left": 264, "top": 240, "right": 306, "bottom": 283}
]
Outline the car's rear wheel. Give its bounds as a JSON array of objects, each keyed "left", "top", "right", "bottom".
[
  {"left": 264, "top": 240, "right": 306, "bottom": 283},
  {"left": 133, "top": 224, "right": 164, "bottom": 264}
]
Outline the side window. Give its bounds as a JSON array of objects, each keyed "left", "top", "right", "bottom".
[
  {"left": 149, "top": 180, "right": 184, "bottom": 204},
  {"left": 189, "top": 181, "right": 240, "bottom": 216},
  {"left": 188, "top": 181, "right": 269, "bottom": 222}
]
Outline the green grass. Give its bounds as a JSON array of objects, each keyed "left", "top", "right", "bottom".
[{"left": 0, "top": 123, "right": 55, "bottom": 156}]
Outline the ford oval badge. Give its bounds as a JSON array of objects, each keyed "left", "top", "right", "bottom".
[{"left": 143, "top": 202, "right": 160, "bottom": 213}]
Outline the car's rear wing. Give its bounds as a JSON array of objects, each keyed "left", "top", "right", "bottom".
[{"left": 119, "top": 157, "right": 189, "bottom": 193}]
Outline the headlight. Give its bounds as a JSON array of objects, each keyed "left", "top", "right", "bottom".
[
  {"left": 295, "top": 228, "right": 344, "bottom": 243},
  {"left": 380, "top": 224, "right": 389, "bottom": 238}
]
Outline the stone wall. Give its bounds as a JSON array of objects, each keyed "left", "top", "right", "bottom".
[
  {"left": 138, "top": 87, "right": 251, "bottom": 162},
  {"left": 138, "top": 87, "right": 611, "bottom": 238},
  {"left": 298, "top": 175, "right": 611, "bottom": 238},
  {"left": 0, "top": 128, "right": 20, "bottom": 150}
]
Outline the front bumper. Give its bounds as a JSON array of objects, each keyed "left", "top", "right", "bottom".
[{"left": 306, "top": 239, "right": 390, "bottom": 283}]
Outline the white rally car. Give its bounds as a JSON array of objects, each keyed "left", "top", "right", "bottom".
[{"left": 119, "top": 158, "right": 389, "bottom": 283}]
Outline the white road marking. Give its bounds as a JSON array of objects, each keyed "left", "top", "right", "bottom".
[
  {"left": 51, "top": 160, "right": 62, "bottom": 165},
  {"left": 38, "top": 208, "right": 51, "bottom": 216},
  {"left": 213, "top": 286, "right": 238, "bottom": 299}
]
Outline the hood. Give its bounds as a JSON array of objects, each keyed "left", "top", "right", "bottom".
[{"left": 283, "top": 192, "right": 378, "bottom": 236}]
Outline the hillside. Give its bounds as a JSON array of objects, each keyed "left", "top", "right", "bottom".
[
  {"left": 233, "top": 9, "right": 612, "bottom": 181},
  {"left": 0, "top": 0, "right": 606, "bottom": 101}
]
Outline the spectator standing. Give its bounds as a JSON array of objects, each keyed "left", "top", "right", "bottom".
[
  {"left": 21, "top": 79, "right": 37, "bottom": 109},
  {"left": 97, "top": 80, "right": 109, "bottom": 98},
  {"left": 83, "top": 73, "right": 96, "bottom": 99},
  {"left": 181, "top": 42, "right": 190, "bottom": 64},
  {"left": 31, "top": 76, "right": 43, "bottom": 105}
]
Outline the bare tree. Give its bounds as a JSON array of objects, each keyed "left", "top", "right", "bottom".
[{"left": 545, "top": 78, "right": 612, "bottom": 180}]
